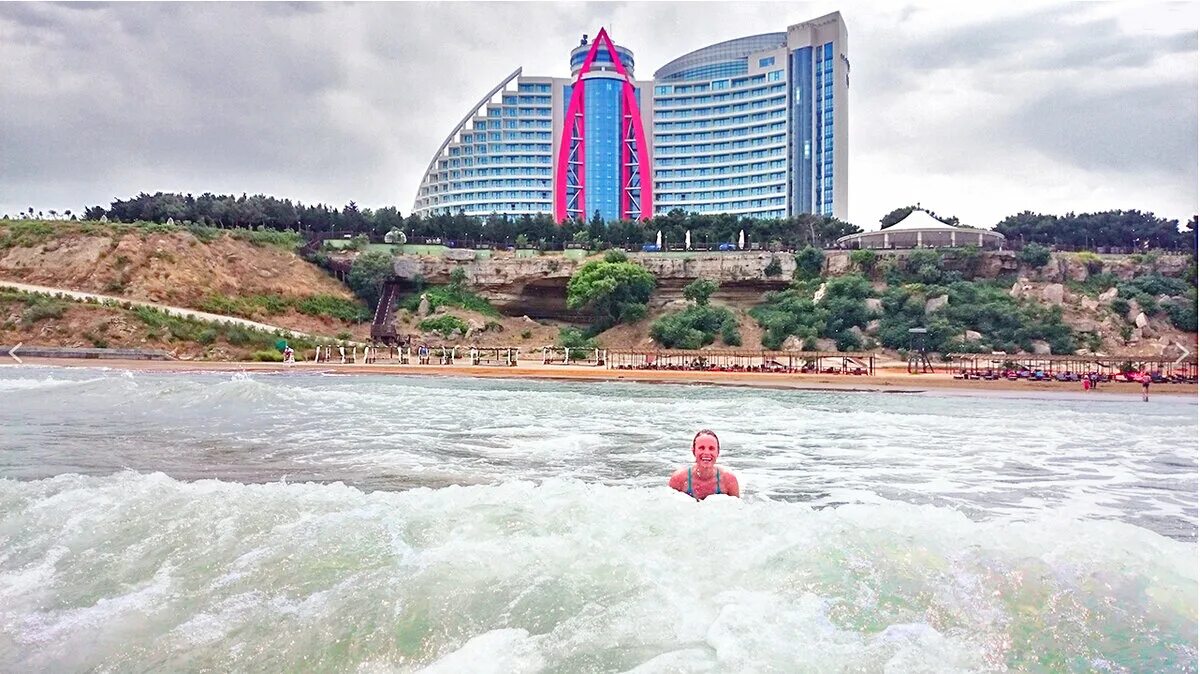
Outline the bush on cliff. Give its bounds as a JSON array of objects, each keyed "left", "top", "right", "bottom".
[
  {"left": 651, "top": 305, "right": 741, "bottom": 349},
  {"left": 347, "top": 250, "right": 393, "bottom": 308},
  {"left": 1017, "top": 243, "right": 1052, "bottom": 268},
  {"left": 793, "top": 246, "right": 824, "bottom": 280},
  {"left": 683, "top": 278, "right": 719, "bottom": 306},
  {"left": 567, "top": 258, "right": 655, "bottom": 332},
  {"left": 418, "top": 315, "right": 468, "bottom": 338}
]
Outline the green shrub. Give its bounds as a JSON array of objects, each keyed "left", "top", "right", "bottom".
[
  {"left": 557, "top": 327, "right": 599, "bottom": 358},
  {"left": 603, "top": 249, "right": 628, "bottom": 263},
  {"left": 449, "top": 266, "right": 468, "bottom": 288},
  {"left": 250, "top": 350, "right": 285, "bottom": 362},
  {"left": 764, "top": 257, "right": 783, "bottom": 277},
  {"left": 1166, "top": 299, "right": 1197, "bottom": 331},
  {"left": 225, "top": 327, "right": 254, "bottom": 346},
  {"left": 793, "top": 246, "right": 824, "bottom": 280},
  {"left": 1110, "top": 297, "right": 1131, "bottom": 318},
  {"left": 683, "top": 278, "right": 719, "bottom": 306},
  {"left": 399, "top": 285, "right": 499, "bottom": 317},
  {"left": 750, "top": 289, "right": 825, "bottom": 350},
  {"left": 850, "top": 249, "right": 877, "bottom": 273},
  {"left": 1018, "top": 243, "right": 1051, "bottom": 268},
  {"left": 21, "top": 300, "right": 67, "bottom": 325},
  {"left": 650, "top": 305, "right": 740, "bottom": 349},
  {"left": 295, "top": 295, "right": 371, "bottom": 322},
  {"left": 186, "top": 223, "right": 221, "bottom": 243},
  {"left": 197, "top": 328, "right": 218, "bottom": 345},
  {"left": 229, "top": 228, "right": 303, "bottom": 249},
  {"left": 336, "top": 330, "right": 353, "bottom": 340},
  {"left": 419, "top": 315, "right": 468, "bottom": 338},
  {"left": 520, "top": 329, "right": 532, "bottom": 339},
  {"left": 1118, "top": 273, "right": 1190, "bottom": 299},
  {"left": 1075, "top": 251, "right": 1104, "bottom": 275}
]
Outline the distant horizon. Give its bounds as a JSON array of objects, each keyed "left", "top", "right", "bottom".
[{"left": 1, "top": 2, "right": 1195, "bottom": 225}]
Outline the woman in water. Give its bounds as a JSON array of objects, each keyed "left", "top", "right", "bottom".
[{"left": 669, "top": 429, "right": 740, "bottom": 500}]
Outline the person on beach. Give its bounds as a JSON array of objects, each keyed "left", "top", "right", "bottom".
[
  {"left": 1141, "top": 371, "right": 1151, "bottom": 402},
  {"left": 669, "top": 429, "right": 740, "bottom": 500}
]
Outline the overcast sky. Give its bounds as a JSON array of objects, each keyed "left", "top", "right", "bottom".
[{"left": 1, "top": 1, "right": 1196, "bottom": 229}]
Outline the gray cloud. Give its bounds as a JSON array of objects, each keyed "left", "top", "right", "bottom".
[{"left": 0, "top": 1, "right": 1195, "bottom": 225}]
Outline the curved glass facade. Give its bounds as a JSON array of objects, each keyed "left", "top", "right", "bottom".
[
  {"left": 653, "top": 73, "right": 789, "bottom": 218},
  {"left": 413, "top": 78, "right": 555, "bottom": 217},
  {"left": 413, "top": 14, "right": 847, "bottom": 222},
  {"left": 654, "top": 33, "right": 786, "bottom": 80}
]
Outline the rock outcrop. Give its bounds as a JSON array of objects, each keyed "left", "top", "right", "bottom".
[{"left": 389, "top": 251, "right": 796, "bottom": 320}]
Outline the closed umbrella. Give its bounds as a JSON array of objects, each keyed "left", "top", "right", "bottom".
[
  {"left": 685, "top": 230, "right": 691, "bottom": 250},
  {"left": 738, "top": 229, "right": 745, "bottom": 250},
  {"left": 656, "top": 230, "right": 662, "bottom": 249}
]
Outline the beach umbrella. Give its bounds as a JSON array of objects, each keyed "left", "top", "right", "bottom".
[
  {"left": 656, "top": 230, "right": 662, "bottom": 249},
  {"left": 738, "top": 229, "right": 745, "bottom": 250},
  {"left": 685, "top": 230, "right": 691, "bottom": 250}
]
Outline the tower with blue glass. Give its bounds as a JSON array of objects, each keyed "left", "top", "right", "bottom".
[{"left": 412, "top": 14, "right": 847, "bottom": 222}]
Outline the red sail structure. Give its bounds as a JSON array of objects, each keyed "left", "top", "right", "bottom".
[{"left": 554, "top": 28, "right": 652, "bottom": 224}]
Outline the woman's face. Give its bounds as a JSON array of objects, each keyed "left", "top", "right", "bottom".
[{"left": 693, "top": 434, "right": 720, "bottom": 466}]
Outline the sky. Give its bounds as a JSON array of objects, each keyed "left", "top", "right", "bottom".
[{"left": 0, "top": 1, "right": 1196, "bottom": 230}]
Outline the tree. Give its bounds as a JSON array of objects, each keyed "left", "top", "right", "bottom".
[
  {"left": 880, "top": 206, "right": 915, "bottom": 230},
  {"left": 881, "top": 206, "right": 958, "bottom": 230},
  {"left": 850, "top": 249, "right": 876, "bottom": 273},
  {"left": 566, "top": 258, "right": 656, "bottom": 331},
  {"left": 1018, "top": 242, "right": 1052, "bottom": 268},
  {"left": 683, "top": 278, "right": 719, "bottom": 306},
  {"left": 347, "top": 250, "right": 394, "bottom": 308},
  {"left": 794, "top": 245, "right": 824, "bottom": 280}
]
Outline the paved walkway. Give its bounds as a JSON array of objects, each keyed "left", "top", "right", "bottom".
[{"left": 0, "top": 280, "right": 311, "bottom": 336}]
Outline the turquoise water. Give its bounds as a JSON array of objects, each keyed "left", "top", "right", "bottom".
[{"left": 0, "top": 367, "right": 1195, "bottom": 672}]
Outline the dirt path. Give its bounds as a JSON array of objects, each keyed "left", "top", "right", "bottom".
[{"left": 0, "top": 280, "right": 313, "bottom": 337}]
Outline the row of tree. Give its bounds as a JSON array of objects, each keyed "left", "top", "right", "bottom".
[
  {"left": 992, "top": 210, "right": 1195, "bottom": 251},
  {"left": 51, "top": 191, "right": 1198, "bottom": 252}
]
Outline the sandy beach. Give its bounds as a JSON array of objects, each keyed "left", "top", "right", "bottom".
[{"left": 15, "top": 356, "right": 1197, "bottom": 399}]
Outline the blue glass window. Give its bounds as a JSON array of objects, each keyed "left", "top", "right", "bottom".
[
  {"left": 584, "top": 78, "right": 622, "bottom": 221},
  {"left": 758, "top": 57, "right": 775, "bottom": 68}
]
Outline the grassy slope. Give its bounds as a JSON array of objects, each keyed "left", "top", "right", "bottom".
[{"left": 0, "top": 219, "right": 369, "bottom": 338}]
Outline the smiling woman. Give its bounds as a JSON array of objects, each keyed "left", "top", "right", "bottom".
[{"left": 669, "top": 428, "right": 741, "bottom": 500}]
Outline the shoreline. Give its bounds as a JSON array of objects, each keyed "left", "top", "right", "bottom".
[{"left": 11, "top": 357, "right": 1197, "bottom": 400}]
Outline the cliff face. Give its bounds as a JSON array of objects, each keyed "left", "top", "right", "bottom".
[
  {"left": 384, "top": 249, "right": 1193, "bottom": 322},
  {"left": 392, "top": 252, "right": 797, "bottom": 319}
]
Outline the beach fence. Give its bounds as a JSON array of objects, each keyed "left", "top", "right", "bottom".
[{"left": 607, "top": 350, "right": 875, "bottom": 374}]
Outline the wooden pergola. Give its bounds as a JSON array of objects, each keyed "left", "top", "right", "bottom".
[
  {"left": 469, "top": 347, "right": 519, "bottom": 366},
  {"left": 541, "top": 346, "right": 607, "bottom": 366},
  {"left": 945, "top": 353, "right": 1198, "bottom": 381},
  {"left": 607, "top": 350, "right": 875, "bottom": 375}
]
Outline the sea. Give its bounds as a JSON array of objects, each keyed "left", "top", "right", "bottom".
[{"left": 0, "top": 366, "right": 1195, "bottom": 672}]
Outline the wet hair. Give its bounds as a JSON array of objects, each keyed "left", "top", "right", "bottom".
[{"left": 692, "top": 429, "right": 720, "bottom": 452}]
